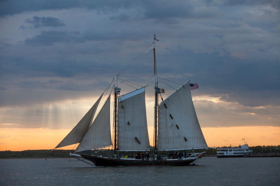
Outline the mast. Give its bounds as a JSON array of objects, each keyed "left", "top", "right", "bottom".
[
  {"left": 114, "top": 75, "right": 118, "bottom": 154},
  {"left": 153, "top": 34, "right": 159, "bottom": 152}
]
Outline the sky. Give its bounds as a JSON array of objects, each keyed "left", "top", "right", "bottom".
[{"left": 0, "top": 0, "right": 280, "bottom": 151}]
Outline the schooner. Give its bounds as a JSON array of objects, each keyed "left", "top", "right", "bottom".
[{"left": 55, "top": 35, "right": 208, "bottom": 166}]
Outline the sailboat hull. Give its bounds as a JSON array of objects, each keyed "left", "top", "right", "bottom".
[{"left": 80, "top": 154, "right": 197, "bottom": 166}]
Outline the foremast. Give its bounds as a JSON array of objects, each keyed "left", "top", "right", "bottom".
[
  {"left": 114, "top": 75, "right": 119, "bottom": 154},
  {"left": 154, "top": 34, "right": 159, "bottom": 152}
]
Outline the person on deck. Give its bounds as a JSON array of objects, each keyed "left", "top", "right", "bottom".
[
  {"left": 145, "top": 150, "right": 148, "bottom": 160},
  {"left": 169, "top": 152, "right": 172, "bottom": 159},
  {"left": 179, "top": 152, "right": 183, "bottom": 159}
]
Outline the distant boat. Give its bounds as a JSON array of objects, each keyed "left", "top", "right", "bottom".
[
  {"left": 217, "top": 144, "right": 253, "bottom": 158},
  {"left": 55, "top": 35, "right": 208, "bottom": 166}
]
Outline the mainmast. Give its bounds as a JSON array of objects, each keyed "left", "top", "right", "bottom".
[
  {"left": 153, "top": 34, "right": 159, "bottom": 152},
  {"left": 114, "top": 75, "right": 118, "bottom": 154}
]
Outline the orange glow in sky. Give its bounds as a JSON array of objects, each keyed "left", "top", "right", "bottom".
[
  {"left": 0, "top": 128, "right": 76, "bottom": 151},
  {"left": 1, "top": 126, "right": 279, "bottom": 151},
  {"left": 1, "top": 94, "right": 279, "bottom": 151}
]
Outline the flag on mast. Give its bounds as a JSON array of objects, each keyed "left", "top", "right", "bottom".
[
  {"left": 190, "top": 83, "right": 199, "bottom": 90},
  {"left": 157, "top": 88, "right": 165, "bottom": 93}
]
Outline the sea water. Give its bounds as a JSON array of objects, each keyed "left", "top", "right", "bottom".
[{"left": 0, "top": 157, "right": 279, "bottom": 186}]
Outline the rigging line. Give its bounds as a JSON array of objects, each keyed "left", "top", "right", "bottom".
[
  {"left": 117, "top": 42, "right": 154, "bottom": 76},
  {"left": 119, "top": 75, "right": 154, "bottom": 78},
  {"left": 118, "top": 48, "right": 153, "bottom": 76},
  {"left": 118, "top": 75, "right": 154, "bottom": 77},
  {"left": 118, "top": 78, "right": 143, "bottom": 88},
  {"left": 71, "top": 143, "right": 78, "bottom": 152},
  {"left": 117, "top": 42, "right": 153, "bottom": 76},
  {"left": 122, "top": 81, "right": 138, "bottom": 89},
  {"left": 161, "top": 80, "right": 175, "bottom": 90},
  {"left": 102, "top": 78, "right": 115, "bottom": 95},
  {"left": 158, "top": 77, "right": 182, "bottom": 85}
]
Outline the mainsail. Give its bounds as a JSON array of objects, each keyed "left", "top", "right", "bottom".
[
  {"left": 118, "top": 88, "right": 150, "bottom": 151},
  {"left": 56, "top": 94, "right": 103, "bottom": 148},
  {"left": 76, "top": 96, "right": 112, "bottom": 152},
  {"left": 158, "top": 82, "right": 208, "bottom": 151}
]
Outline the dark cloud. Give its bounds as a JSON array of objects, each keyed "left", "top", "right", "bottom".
[
  {"left": 0, "top": 0, "right": 134, "bottom": 17},
  {"left": 0, "top": 0, "right": 221, "bottom": 21},
  {"left": 2, "top": 47, "right": 279, "bottom": 108},
  {"left": 219, "top": 91, "right": 280, "bottom": 107},
  {"left": 0, "top": 78, "right": 112, "bottom": 107},
  {"left": 25, "top": 31, "right": 82, "bottom": 46},
  {"left": 110, "top": 14, "right": 130, "bottom": 21},
  {"left": 156, "top": 49, "right": 280, "bottom": 107},
  {"left": 24, "top": 29, "right": 150, "bottom": 46},
  {"left": 142, "top": 1, "right": 221, "bottom": 21},
  {"left": 57, "top": 83, "right": 96, "bottom": 91},
  {"left": 25, "top": 16, "right": 65, "bottom": 28},
  {"left": 17, "top": 80, "right": 97, "bottom": 91},
  {"left": 195, "top": 100, "right": 280, "bottom": 127},
  {"left": 17, "top": 80, "right": 49, "bottom": 89},
  {"left": 142, "top": 1, "right": 192, "bottom": 20},
  {"left": 0, "top": 55, "right": 120, "bottom": 78},
  {"left": 224, "top": 0, "right": 280, "bottom": 8},
  {"left": 0, "top": 0, "right": 279, "bottom": 114}
]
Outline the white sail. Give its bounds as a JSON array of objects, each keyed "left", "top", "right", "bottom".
[
  {"left": 56, "top": 95, "right": 102, "bottom": 148},
  {"left": 158, "top": 82, "right": 207, "bottom": 151},
  {"left": 118, "top": 87, "right": 150, "bottom": 151},
  {"left": 75, "top": 96, "right": 112, "bottom": 152}
]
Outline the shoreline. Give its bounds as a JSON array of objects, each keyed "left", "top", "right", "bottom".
[{"left": 1, "top": 150, "right": 280, "bottom": 159}]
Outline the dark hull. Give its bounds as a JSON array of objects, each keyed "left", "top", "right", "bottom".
[{"left": 80, "top": 154, "right": 197, "bottom": 166}]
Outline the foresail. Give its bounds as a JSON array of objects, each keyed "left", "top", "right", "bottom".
[
  {"left": 55, "top": 94, "right": 103, "bottom": 148},
  {"left": 118, "top": 87, "right": 150, "bottom": 151},
  {"left": 158, "top": 82, "right": 207, "bottom": 151},
  {"left": 75, "top": 96, "right": 112, "bottom": 152}
]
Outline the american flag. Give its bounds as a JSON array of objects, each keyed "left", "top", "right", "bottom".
[
  {"left": 190, "top": 83, "right": 199, "bottom": 90},
  {"left": 157, "top": 88, "right": 165, "bottom": 93}
]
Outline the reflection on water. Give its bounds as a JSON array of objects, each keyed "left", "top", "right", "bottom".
[{"left": 0, "top": 157, "right": 279, "bottom": 186}]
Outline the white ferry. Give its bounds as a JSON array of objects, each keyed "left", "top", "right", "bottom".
[{"left": 217, "top": 144, "right": 253, "bottom": 158}]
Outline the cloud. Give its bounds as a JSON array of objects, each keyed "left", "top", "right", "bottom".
[
  {"left": 0, "top": 0, "right": 134, "bottom": 17},
  {"left": 24, "top": 28, "right": 150, "bottom": 46},
  {"left": 110, "top": 13, "right": 130, "bottom": 21},
  {"left": 142, "top": 1, "right": 222, "bottom": 21},
  {"left": 1, "top": 40, "right": 279, "bottom": 108},
  {"left": 224, "top": 0, "right": 280, "bottom": 9},
  {"left": 0, "top": 55, "right": 120, "bottom": 78},
  {"left": 1, "top": 94, "right": 279, "bottom": 129},
  {"left": 17, "top": 80, "right": 100, "bottom": 91},
  {"left": 0, "top": 0, "right": 221, "bottom": 21},
  {"left": 194, "top": 99, "right": 280, "bottom": 127},
  {"left": 25, "top": 31, "right": 82, "bottom": 46},
  {"left": 156, "top": 48, "right": 280, "bottom": 107},
  {"left": 0, "top": 0, "right": 279, "bottom": 116},
  {"left": 0, "top": 78, "right": 112, "bottom": 107},
  {"left": 25, "top": 16, "right": 65, "bottom": 28}
]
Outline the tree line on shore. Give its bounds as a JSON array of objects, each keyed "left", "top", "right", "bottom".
[{"left": 0, "top": 145, "right": 279, "bottom": 159}]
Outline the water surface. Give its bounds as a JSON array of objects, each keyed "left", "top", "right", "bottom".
[{"left": 1, "top": 157, "right": 279, "bottom": 186}]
